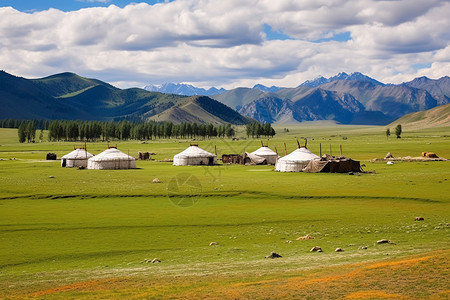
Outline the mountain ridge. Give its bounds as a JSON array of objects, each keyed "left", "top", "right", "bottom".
[
  {"left": 0, "top": 71, "right": 250, "bottom": 125},
  {"left": 144, "top": 82, "right": 226, "bottom": 96},
  {"left": 2, "top": 70, "right": 449, "bottom": 126},
  {"left": 212, "top": 73, "right": 450, "bottom": 125}
]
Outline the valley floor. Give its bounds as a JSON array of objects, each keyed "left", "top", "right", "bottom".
[{"left": 0, "top": 125, "right": 449, "bottom": 299}]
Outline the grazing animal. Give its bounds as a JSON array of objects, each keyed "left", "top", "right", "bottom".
[
  {"left": 415, "top": 217, "right": 424, "bottom": 221},
  {"left": 139, "top": 152, "right": 150, "bottom": 160},
  {"left": 335, "top": 248, "right": 344, "bottom": 252},
  {"left": 46, "top": 153, "right": 57, "bottom": 160},
  {"left": 310, "top": 246, "right": 323, "bottom": 252},
  {"left": 377, "top": 239, "right": 394, "bottom": 244},
  {"left": 209, "top": 242, "right": 217, "bottom": 246},
  {"left": 296, "top": 234, "right": 314, "bottom": 240},
  {"left": 426, "top": 152, "right": 438, "bottom": 158},
  {"left": 265, "top": 252, "right": 282, "bottom": 258}
]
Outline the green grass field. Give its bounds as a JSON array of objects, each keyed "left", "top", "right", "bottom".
[{"left": 0, "top": 125, "right": 449, "bottom": 299}]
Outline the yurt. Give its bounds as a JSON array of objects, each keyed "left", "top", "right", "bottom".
[
  {"left": 275, "top": 147, "right": 319, "bottom": 172},
  {"left": 302, "top": 156, "right": 362, "bottom": 173},
  {"left": 87, "top": 147, "right": 136, "bottom": 170},
  {"left": 173, "top": 145, "right": 217, "bottom": 166},
  {"left": 61, "top": 148, "right": 94, "bottom": 168},
  {"left": 248, "top": 146, "right": 278, "bottom": 165}
]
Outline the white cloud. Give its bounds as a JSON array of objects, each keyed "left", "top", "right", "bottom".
[{"left": 0, "top": 0, "right": 448, "bottom": 88}]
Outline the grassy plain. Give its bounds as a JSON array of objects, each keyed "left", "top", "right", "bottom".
[{"left": 0, "top": 124, "right": 449, "bottom": 299}]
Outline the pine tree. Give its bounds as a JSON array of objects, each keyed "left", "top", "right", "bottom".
[
  {"left": 395, "top": 124, "right": 402, "bottom": 139},
  {"left": 18, "top": 122, "right": 26, "bottom": 143}
]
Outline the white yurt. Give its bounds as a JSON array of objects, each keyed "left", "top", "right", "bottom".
[
  {"left": 173, "top": 145, "right": 217, "bottom": 166},
  {"left": 275, "top": 147, "right": 319, "bottom": 172},
  {"left": 87, "top": 147, "right": 136, "bottom": 170},
  {"left": 61, "top": 148, "right": 94, "bottom": 168},
  {"left": 249, "top": 146, "right": 278, "bottom": 165}
]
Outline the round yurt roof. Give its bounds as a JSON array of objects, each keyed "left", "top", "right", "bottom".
[
  {"left": 88, "top": 148, "right": 135, "bottom": 162},
  {"left": 250, "top": 146, "right": 277, "bottom": 156},
  {"left": 277, "top": 147, "right": 319, "bottom": 162},
  {"left": 61, "top": 148, "right": 94, "bottom": 160},
  {"left": 174, "top": 146, "right": 216, "bottom": 158}
]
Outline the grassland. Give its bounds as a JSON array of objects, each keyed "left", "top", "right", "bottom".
[{"left": 0, "top": 124, "right": 449, "bottom": 299}]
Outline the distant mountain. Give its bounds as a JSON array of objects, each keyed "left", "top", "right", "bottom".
[
  {"left": 144, "top": 83, "right": 226, "bottom": 96},
  {"left": 320, "top": 80, "right": 438, "bottom": 118},
  {"left": 403, "top": 76, "right": 450, "bottom": 104},
  {"left": 150, "top": 96, "right": 251, "bottom": 125},
  {"left": 300, "top": 72, "right": 384, "bottom": 87},
  {"left": 238, "top": 88, "right": 365, "bottom": 124},
  {"left": 210, "top": 87, "right": 268, "bottom": 111},
  {"left": 252, "top": 84, "right": 282, "bottom": 93},
  {"left": 388, "top": 103, "right": 450, "bottom": 130},
  {"left": 0, "top": 71, "right": 250, "bottom": 125},
  {"left": 214, "top": 72, "right": 449, "bottom": 125}
]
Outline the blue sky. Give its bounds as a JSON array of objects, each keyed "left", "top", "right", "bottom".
[
  {"left": 0, "top": 0, "right": 448, "bottom": 88},
  {"left": 0, "top": 0, "right": 171, "bottom": 12}
]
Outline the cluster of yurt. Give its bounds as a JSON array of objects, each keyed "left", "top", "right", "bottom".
[
  {"left": 61, "top": 147, "right": 136, "bottom": 170},
  {"left": 59, "top": 141, "right": 360, "bottom": 173},
  {"left": 173, "top": 145, "right": 217, "bottom": 166}
]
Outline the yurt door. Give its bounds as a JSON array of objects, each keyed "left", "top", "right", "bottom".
[{"left": 62, "top": 159, "right": 66, "bottom": 167}]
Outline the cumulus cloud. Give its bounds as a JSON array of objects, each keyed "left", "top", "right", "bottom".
[{"left": 0, "top": 0, "right": 448, "bottom": 88}]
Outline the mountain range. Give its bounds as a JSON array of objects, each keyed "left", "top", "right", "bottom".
[
  {"left": 211, "top": 72, "right": 450, "bottom": 125},
  {"left": 147, "top": 72, "right": 449, "bottom": 125},
  {"left": 144, "top": 83, "right": 226, "bottom": 96},
  {"left": 1, "top": 70, "right": 449, "bottom": 126},
  {"left": 0, "top": 71, "right": 249, "bottom": 125}
]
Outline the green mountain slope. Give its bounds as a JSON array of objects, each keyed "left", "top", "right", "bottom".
[
  {"left": 31, "top": 72, "right": 117, "bottom": 98},
  {"left": 0, "top": 71, "right": 250, "bottom": 124},
  {"left": 150, "top": 96, "right": 251, "bottom": 124},
  {"left": 388, "top": 103, "right": 450, "bottom": 129},
  {"left": 0, "top": 71, "right": 92, "bottom": 120}
]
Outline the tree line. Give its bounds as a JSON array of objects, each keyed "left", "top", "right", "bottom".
[
  {"left": 1, "top": 119, "right": 247, "bottom": 142},
  {"left": 245, "top": 122, "right": 276, "bottom": 138},
  {"left": 46, "top": 120, "right": 238, "bottom": 141},
  {"left": 17, "top": 120, "right": 38, "bottom": 143},
  {"left": 2, "top": 119, "right": 277, "bottom": 143}
]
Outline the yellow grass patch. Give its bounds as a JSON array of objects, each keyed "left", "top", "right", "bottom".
[
  {"left": 345, "top": 290, "right": 406, "bottom": 299},
  {"left": 22, "top": 250, "right": 449, "bottom": 299},
  {"left": 367, "top": 256, "right": 431, "bottom": 269}
]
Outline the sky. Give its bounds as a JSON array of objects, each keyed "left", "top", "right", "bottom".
[{"left": 0, "top": 0, "right": 449, "bottom": 89}]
